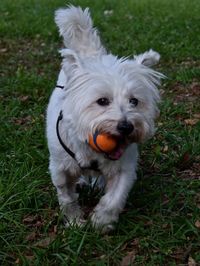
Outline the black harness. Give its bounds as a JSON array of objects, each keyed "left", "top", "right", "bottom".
[{"left": 55, "top": 85, "right": 100, "bottom": 172}]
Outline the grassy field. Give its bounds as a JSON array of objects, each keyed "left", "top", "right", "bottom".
[{"left": 1, "top": 0, "right": 200, "bottom": 265}]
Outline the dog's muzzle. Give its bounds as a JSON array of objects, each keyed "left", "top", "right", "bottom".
[{"left": 117, "top": 120, "right": 134, "bottom": 136}]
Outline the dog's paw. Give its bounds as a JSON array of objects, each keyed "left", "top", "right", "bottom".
[
  {"left": 90, "top": 208, "right": 118, "bottom": 233},
  {"left": 61, "top": 201, "right": 85, "bottom": 227},
  {"left": 101, "top": 223, "right": 115, "bottom": 234},
  {"left": 63, "top": 207, "right": 86, "bottom": 228},
  {"left": 64, "top": 216, "right": 86, "bottom": 228}
]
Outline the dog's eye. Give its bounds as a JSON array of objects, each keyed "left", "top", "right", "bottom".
[
  {"left": 129, "top": 98, "right": 139, "bottom": 107},
  {"left": 96, "top": 98, "right": 110, "bottom": 106}
]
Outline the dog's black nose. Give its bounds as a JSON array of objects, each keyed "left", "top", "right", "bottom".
[{"left": 117, "top": 120, "right": 134, "bottom": 135}]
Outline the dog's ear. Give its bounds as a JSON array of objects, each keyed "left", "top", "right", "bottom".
[
  {"left": 60, "top": 49, "right": 83, "bottom": 80},
  {"left": 60, "top": 48, "right": 81, "bottom": 66},
  {"left": 134, "top": 49, "right": 160, "bottom": 67}
]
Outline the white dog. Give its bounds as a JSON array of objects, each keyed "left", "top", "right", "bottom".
[{"left": 46, "top": 5, "right": 164, "bottom": 231}]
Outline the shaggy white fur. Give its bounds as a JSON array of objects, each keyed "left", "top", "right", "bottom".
[{"left": 46, "top": 5, "right": 164, "bottom": 232}]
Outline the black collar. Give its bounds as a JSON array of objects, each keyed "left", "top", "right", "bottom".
[
  {"left": 56, "top": 85, "right": 65, "bottom": 89},
  {"left": 56, "top": 110, "right": 100, "bottom": 172}
]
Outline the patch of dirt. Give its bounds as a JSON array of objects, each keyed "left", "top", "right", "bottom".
[
  {"left": 12, "top": 115, "right": 32, "bottom": 126},
  {"left": 0, "top": 38, "right": 59, "bottom": 77},
  {"left": 23, "top": 214, "right": 45, "bottom": 228},
  {"left": 169, "top": 81, "right": 200, "bottom": 104},
  {"left": 120, "top": 238, "right": 140, "bottom": 266},
  {"left": 179, "top": 58, "right": 200, "bottom": 68},
  {"left": 170, "top": 245, "right": 194, "bottom": 265},
  {"left": 165, "top": 58, "right": 200, "bottom": 69},
  {"left": 178, "top": 162, "right": 200, "bottom": 180}
]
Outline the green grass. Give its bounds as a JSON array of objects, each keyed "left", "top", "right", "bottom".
[{"left": 1, "top": 0, "right": 200, "bottom": 265}]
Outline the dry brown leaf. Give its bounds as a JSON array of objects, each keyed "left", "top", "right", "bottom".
[
  {"left": 188, "top": 256, "right": 196, "bottom": 266},
  {"left": 25, "top": 255, "right": 34, "bottom": 262},
  {"left": 15, "top": 258, "right": 20, "bottom": 264},
  {"left": 178, "top": 152, "right": 192, "bottom": 171},
  {"left": 23, "top": 214, "right": 44, "bottom": 228},
  {"left": 144, "top": 220, "right": 153, "bottom": 226},
  {"left": 121, "top": 238, "right": 140, "bottom": 252},
  {"left": 190, "top": 82, "right": 200, "bottom": 95},
  {"left": 13, "top": 115, "right": 32, "bottom": 126},
  {"left": 23, "top": 214, "right": 38, "bottom": 224},
  {"left": 162, "top": 223, "right": 170, "bottom": 229},
  {"left": 34, "top": 233, "right": 56, "bottom": 248},
  {"left": 26, "top": 231, "right": 37, "bottom": 241},
  {"left": 184, "top": 119, "right": 199, "bottom": 126},
  {"left": 0, "top": 48, "right": 8, "bottom": 53},
  {"left": 194, "top": 220, "right": 200, "bottom": 228},
  {"left": 131, "top": 238, "right": 140, "bottom": 247},
  {"left": 120, "top": 250, "right": 136, "bottom": 266},
  {"left": 194, "top": 114, "right": 200, "bottom": 119},
  {"left": 19, "top": 95, "right": 29, "bottom": 102},
  {"left": 53, "top": 225, "right": 57, "bottom": 233},
  {"left": 163, "top": 145, "right": 169, "bottom": 153}
]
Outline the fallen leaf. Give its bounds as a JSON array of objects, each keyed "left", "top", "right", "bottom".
[
  {"left": 131, "top": 238, "right": 140, "bottom": 247},
  {"left": 23, "top": 214, "right": 38, "bottom": 224},
  {"left": 188, "top": 256, "right": 196, "bottom": 266},
  {"left": 121, "top": 238, "right": 140, "bottom": 253},
  {"left": 23, "top": 214, "right": 44, "bottom": 228},
  {"left": 190, "top": 82, "right": 200, "bottom": 96},
  {"left": 194, "top": 114, "right": 200, "bottom": 119},
  {"left": 104, "top": 10, "right": 113, "bottom": 16},
  {"left": 162, "top": 194, "right": 170, "bottom": 205},
  {"left": 182, "top": 152, "right": 191, "bottom": 164},
  {"left": 162, "top": 223, "right": 170, "bottom": 229},
  {"left": 184, "top": 119, "right": 199, "bottom": 126},
  {"left": 194, "top": 220, "right": 200, "bottom": 228},
  {"left": 25, "top": 255, "right": 34, "bottom": 262},
  {"left": 171, "top": 247, "right": 187, "bottom": 263},
  {"left": 195, "top": 193, "right": 200, "bottom": 209},
  {"left": 158, "top": 122, "right": 163, "bottom": 126},
  {"left": 13, "top": 115, "right": 32, "bottom": 126},
  {"left": 178, "top": 152, "right": 192, "bottom": 170},
  {"left": 163, "top": 145, "right": 169, "bottom": 153},
  {"left": 26, "top": 232, "right": 37, "bottom": 241},
  {"left": 19, "top": 95, "right": 29, "bottom": 102},
  {"left": 0, "top": 48, "right": 8, "bottom": 53},
  {"left": 120, "top": 250, "right": 136, "bottom": 266},
  {"left": 179, "top": 162, "right": 200, "bottom": 180},
  {"left": 144, "top": 220, "right": 153, "bottom": 227},
  {"left": 47, "top": 224, "right": 58, "bottom": 235},
  {"left": 15, "top": 258, "right": 20, "bottom": 264},
  {"left": 35, "top": 220, "right": 43, "bottom": 228},
  {"left": 34, "top": 233, "right": 56, "bottom": 248}
]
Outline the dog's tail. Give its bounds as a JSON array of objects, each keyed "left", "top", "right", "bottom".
[{"left": 55, "top": 5, "right": 106, "bottom": 57}]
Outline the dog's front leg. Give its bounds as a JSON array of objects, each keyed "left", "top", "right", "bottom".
[
  {"left": 50, "top": 166, "right": 84, "bottom": 226},
  {"left": 91, "top": 169, "right": 137, "bottom": 232}
]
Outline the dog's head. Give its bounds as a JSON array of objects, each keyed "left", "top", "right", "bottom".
[{"left": 61, "top": 49, "right": 164, "bottom": 159}]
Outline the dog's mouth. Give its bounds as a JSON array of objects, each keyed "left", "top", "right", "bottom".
[
  {"left": 88, "top": 131, "right": 132, "bottom": 160},
  {"left": 106, "top": 138, "right": 128, "bottom": 160}
]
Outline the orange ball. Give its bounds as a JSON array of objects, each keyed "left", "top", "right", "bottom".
[{"left": 88, "top": 133, "right": 117, "bottom": 153}]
